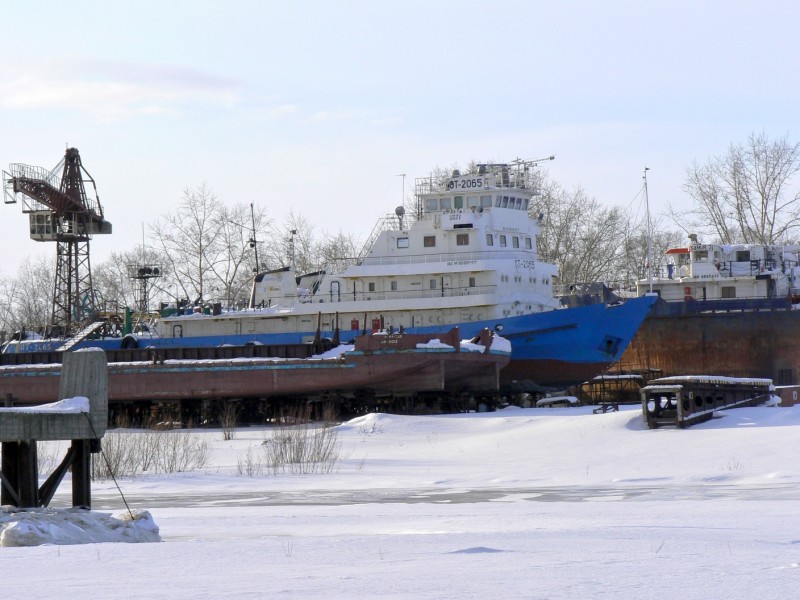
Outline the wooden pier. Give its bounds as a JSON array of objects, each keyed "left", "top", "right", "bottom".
[{"left": 0, "top": 349, "right": 107, "bottom": 508}]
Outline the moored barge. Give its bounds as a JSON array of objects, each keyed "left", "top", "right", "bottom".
[{"left": 0, "top": 329, "right": 510, "bottom": 418}]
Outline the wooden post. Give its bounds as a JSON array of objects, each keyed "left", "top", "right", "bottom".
[
  {"left": 17, "top": 440, "right": 39, "bottom": 507},
  {"left": 71, "top": 439, "right": 92, "bottom": 508},
  {"left": 1, "top": 441, "right": 20, "bottom": 506}
]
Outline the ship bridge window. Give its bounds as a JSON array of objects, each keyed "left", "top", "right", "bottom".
[
  {"left": 495, "top": 195, "right": 502, "bottom": 207},
  {"left": 425, "top": 198, "right": 438, "bottom": 212},
  {"left": 514, "top": 198, "right": 523, "bottom": 210},
  {"left": 694, "top": 250, "right": 709, "bottom": 261},
  {"left": 525, "top": 237, "right": 532, "bottom": 249},
  {"left": 454, "top": 195, "right": 464, "bottom": 209},
  {"left": 735, "top": 250, "right": 751, "bottom": 262},
  {"left": 512, "top": 236, "right": 520, "bottom": 248},
  {"left": 502, "top": 196, "right": 509, "bottom": 208},
  {"left": 481, "top": 195, "right": 492, "bottom": 208},
  {"left": 456, "top": 233, "right": 469, "bottom": 246},
  {"left": 424, "top": 235, "right": 436, "bottom": 247},
  {"left": 397, "top": 237, "right": 409, "bottom": 249},
  {"left": 523, "top": 198, "right": 530, "bottom": 211},
  {"left": 440, "top": 197, "right": 452, "bottom": 210},
  {"left": 486, "top": 233, "right": 494, "bottom": 246},
  {"left": 467, "top": 196, "right": 479, "bottom": 209},
  {"left": 500, "top": 235, "right": 507, "bottom": 247}
]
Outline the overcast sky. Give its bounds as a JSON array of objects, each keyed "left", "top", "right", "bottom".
[{"left": 1, "top": 0, "right": 798, "bottom": 277}]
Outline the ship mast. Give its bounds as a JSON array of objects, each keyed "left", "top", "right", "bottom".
[{"left": 643, "top": 166, "right": 653, "bottom": 294}]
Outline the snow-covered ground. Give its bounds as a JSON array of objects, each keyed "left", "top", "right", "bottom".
[{"left": 3, "top": 404, "right": 799, "bottom": 599}]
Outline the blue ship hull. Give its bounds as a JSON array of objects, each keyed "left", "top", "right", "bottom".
[{"left": 4, "top": 296, "right": 656, "bottom": 390}]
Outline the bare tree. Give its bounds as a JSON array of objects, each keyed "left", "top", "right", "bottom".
[
  {"left": 618, "top": 215, "right": 684, "bottom": 285},
  {"left": 533, "top": 179, "right": 628, "bottom": 285},
  {"left": 0, "top": 255, "right": 54, "bottom": 334},
  {"left": 93, "top": 246, "right": 171, "bottom": 313},
  {"left": 207, "top": 202, "right": 269, "bottom": 308},
  {"left": 679, "top": 132, "right": 800, "bottom": 244},
  {"left": 315, "top": 230, "right": 362, "bottom": 272},
  {"left": 150, "top": 183, "right": 224, "bottom": 305},
  {"left": 263, "top": 212, "right": 317, "bottom": 274}
]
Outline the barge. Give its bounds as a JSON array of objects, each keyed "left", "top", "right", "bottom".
[{"left": 0, "top": 329, "right": 511, "bottom": 418}]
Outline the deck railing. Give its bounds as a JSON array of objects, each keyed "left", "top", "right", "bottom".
[{"left": 251, "top": 284, "right": 499, "bottom": 308}]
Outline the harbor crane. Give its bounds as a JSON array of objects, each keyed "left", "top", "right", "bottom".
[{"left": 3, "top": 147, "right": 111, "bottom": 337}]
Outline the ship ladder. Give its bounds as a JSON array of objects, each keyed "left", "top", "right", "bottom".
[{"left": 55, "top": 321, "right": 107, "bottom": 352}]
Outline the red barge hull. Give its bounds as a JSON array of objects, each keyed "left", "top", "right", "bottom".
[{"left": 0, "top": 329, "right": 510, "bottom": 406}]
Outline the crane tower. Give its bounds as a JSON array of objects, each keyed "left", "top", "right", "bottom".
[{"left": 3, "top": 148, "right": 112, "bottom": 336}]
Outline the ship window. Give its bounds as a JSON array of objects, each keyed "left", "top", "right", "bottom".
[
  {"left": 426, "top": 198, "right": 438, "bottom": 212},
  {"left": 525, "top": 237, "right": 532, "bottom": 249},
  {"left": 695, "top": 250, "right": 709, "bottom": 261},
  {"left": 391, "top": 280, "right": 398, "bottom": 291},
  {"left": 515, "top": 198, "right": 523, "bottom": 209},
  {"left": 456, "top": 233, "right": 469, "bottom": 246},
  {"left": 424, "top": 235, "right": 436, "bottom": 248},
  {"left": 454, "top": 195, "right": 464, "bottom": 209},
  {"left": 481, "top": 195, "right": 492, "bottom": 208},
  {"left": 440, "top": 197, "right": 452, "bottom": 210},
  {"left": 368, "top": 282, "right": 376, "bottom": 292},
  {"left": 469, "top": 277, "right": 476, "bottom": 287},
  {"left": 721, "top": 286, "right": 736, "bottom": 299},
  {"left": 500, "top": 235, "right": 507, "bottom": 247},
  {"left": 429, "top": 279, "right": 437, "bottom": 289},
  {"left": 495, "top": 195, "right": 502, "bottom": 207},
  {"left": 523, "top": 198, "right": 529, "bottom": 211},
  {"left": 512, "top": 236, "right": 520, "bottom": 248},
  {"left": 502, "top": 196, "right": 509, "bottom": 208},
  {"left": 397, "top": 237, "right": 409, "bottom": 248},
  {"left": 467, "top": 196, "right": 479, "bottom": 209},
  {"left": 486, "top": 233, "right": 494, "bottom": 246},
  {"left": 735, "top": 250, "right": 751, "bottom": 262}
]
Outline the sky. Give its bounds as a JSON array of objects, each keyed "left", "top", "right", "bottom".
[
  {"left": 1, "top": 0, "right": 799, "bottom": 279},
  {"left": 2, "top": 404, "right": 799, "bottom": 598}
]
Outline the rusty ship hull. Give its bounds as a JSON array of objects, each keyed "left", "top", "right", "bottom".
[{"left": 617, "top": 299, "right": 800, "bottom": 385}]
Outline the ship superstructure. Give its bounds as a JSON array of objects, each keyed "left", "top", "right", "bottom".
[{"left": 636, "top": 234, "right": 800, "bottom": 303}]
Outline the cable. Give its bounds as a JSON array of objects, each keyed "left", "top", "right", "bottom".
[{"left": 82, "top": 412, "right": 134, "bottom": 520}]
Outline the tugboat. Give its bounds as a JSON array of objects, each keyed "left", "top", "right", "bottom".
[
  {"left": 5, "top": 159, "right": 656, "bottom": 390},
  {"left": 150, "top": 159, "right": 656, "bottom": 389}
]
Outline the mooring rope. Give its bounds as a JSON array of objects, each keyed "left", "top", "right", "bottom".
[{"left": 82, "top": 412, "right": 134, "bottom": 520}]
